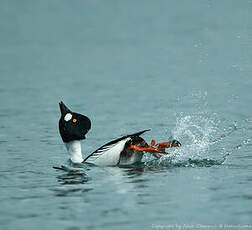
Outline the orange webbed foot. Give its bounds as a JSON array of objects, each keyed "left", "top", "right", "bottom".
[{"left": 150, "top": 139, "right": 181, "bottom": 149}]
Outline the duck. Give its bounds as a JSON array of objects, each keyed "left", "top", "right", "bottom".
[{"left": 58, "top": 101, "right": 181, "bottom": 166}]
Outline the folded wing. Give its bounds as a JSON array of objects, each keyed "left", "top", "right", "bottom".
[{"left": 83, "top": 129, "right": 150, "bottom": 166}]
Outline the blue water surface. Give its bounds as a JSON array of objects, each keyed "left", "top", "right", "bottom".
[{"left": 0, "top": 1, "right": 251, "bottom": 230}]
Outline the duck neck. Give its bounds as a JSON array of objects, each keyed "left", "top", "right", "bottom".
[{"left": 65, "top": 140, "right": 83, "bottom": 163}]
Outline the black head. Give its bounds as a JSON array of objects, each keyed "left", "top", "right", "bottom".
[{"left": 58, "top": 101, "right": 91, "bottom": 143}]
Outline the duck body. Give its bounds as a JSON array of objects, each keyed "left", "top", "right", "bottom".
[{"left": 83, "top": 130, "right": 149, "bottom": 166}]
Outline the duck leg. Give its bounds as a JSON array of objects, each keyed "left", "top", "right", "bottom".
[
  {"left": 130, "top": 139, "right": 181, "bottom": 156},
  {"left": 130, "top": 145, "right": 167, "bottom": 154}
]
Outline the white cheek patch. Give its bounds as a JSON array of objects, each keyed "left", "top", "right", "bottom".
[{"left": 64, "top": 113, "right": 72, "bottom": 122}]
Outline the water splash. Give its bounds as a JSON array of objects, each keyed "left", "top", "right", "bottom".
[
  {"left": 144, "top": 113, "right": 228, "bottom": 168},
  {"left": 173, "top": 114, "right": 216, "bottom": 157}
]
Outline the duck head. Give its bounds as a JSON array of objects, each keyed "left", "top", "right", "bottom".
[{"left": 58, "top": 101, "right": 91, "bottom": 143}]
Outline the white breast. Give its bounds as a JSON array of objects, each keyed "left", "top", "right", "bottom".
[{"left": 65, "top": 140, "right": 84, "bottom": 163}]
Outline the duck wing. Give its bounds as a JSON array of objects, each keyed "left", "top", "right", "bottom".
[{"left": 83, "top": 129, "right": 150, "bottom": 166}]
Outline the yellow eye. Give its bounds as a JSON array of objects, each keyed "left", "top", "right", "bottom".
[{"left": 72, "top": 118, "right": 77, "bottom": 123}]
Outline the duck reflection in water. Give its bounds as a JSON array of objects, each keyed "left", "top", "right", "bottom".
[{"left": 53, "top": 165, "right": 89, "bottom": 185}]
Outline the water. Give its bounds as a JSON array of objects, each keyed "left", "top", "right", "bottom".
[{"left": 0, "top": 0, "right": 252, "bottom": 229}]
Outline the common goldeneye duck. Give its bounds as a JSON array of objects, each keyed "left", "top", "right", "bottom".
[{"left": 58, "top": 101, "right": 181, "bottom": 166}]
